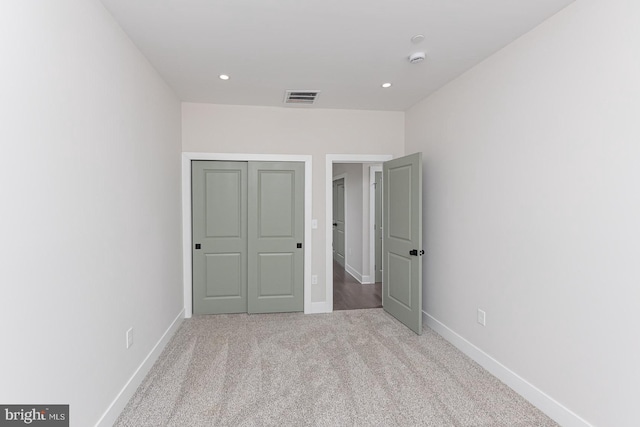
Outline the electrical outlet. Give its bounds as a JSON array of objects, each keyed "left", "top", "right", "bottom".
[
  {"left": 312, "top": 275, "right": 318, "bottom": 285},
  {"left": 477, "top": 309, "right": 486, "bottom": 326},
  {"left": 126, "top": 327, "right": 134, "bottom": 349}
]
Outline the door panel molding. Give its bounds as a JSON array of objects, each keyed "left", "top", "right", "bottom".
[
  {"left": 204, "top": 169, "right": 243, "bottom": 238},
  {"left": 257, "top": 170, "right": 296, "bottom": 238},
  {"left": 387, "top": 252, "right": 412, "bottom": 309},
  {"left": 387, "top": 164, "right": 413, "bottom": 241},
  {"left": 205, "top": 253, "right": 242, "bottom": 298},
  {"left": 257, "top": 253, "right": 295, "bottom": 297},
  {"left": 183, "top": 153, "right": 312, "bottom": 318}
]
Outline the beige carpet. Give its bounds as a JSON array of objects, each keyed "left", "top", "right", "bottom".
[{"left": 115, "top": 309, "right": 558, "bottom": 426}]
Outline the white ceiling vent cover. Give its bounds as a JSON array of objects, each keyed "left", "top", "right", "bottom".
[{"left": 284, "top": 90, "right": 321, "bottom": 105}]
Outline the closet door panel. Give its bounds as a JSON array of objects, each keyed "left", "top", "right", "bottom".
[
  {"left": 192, "top": 161, "right": 248, "bottom": 314},
  {"left": 248, "top": 162, "right": 304, "bottom": 313}
]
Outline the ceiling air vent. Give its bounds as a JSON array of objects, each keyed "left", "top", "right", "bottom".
[{"left": 284, "top": 90, "right": 320, "bottom": 105}]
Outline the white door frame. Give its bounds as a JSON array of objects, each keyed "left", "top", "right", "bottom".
[
  {"left": 325, "top": 154, "right": 393, "bottom": 312},
  {"left": 369, "top": 165, "right": 383, "bottom": 283},
  {"left": 183, "top": 152, "right": 313, "bottom": 318}
]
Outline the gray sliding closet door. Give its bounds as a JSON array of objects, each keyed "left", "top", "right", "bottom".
[
  {"left": 248, "top": 162, "right": 304, "bottom": 313},
  {"left": 192, "top": 161, "right": 248, "bottom": 315}
]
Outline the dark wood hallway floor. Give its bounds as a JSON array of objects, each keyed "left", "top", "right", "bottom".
[{"left": 333, "top": 260, "right": 382, "bottom": 310}]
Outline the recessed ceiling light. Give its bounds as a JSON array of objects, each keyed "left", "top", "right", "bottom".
[
  {"left": 219, "top": 74, "right": 230, "bottom": 80},
  {"left": 382, "top": 82, "right": 392, "bottom": 88}
]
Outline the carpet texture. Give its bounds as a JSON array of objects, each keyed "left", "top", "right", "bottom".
[{"left": 115, "top": 309, "right": 558, "bottom": 426}]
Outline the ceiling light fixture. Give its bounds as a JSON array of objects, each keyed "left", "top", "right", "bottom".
[
  {"left": 411, "top": 34, "right": 425, "bottom": 44},
  {"left": 219, "top": 74, "right": 230, "bottom": 80},
  {"left": 382, "top": 83, "right": 392, "bottom": 88}
]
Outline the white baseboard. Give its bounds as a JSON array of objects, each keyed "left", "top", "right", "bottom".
[
  {"left": 344, "top": 264, "right": 375, "bottom": 284},
  {"left": 95, "top": 308, "right": 185, "bottom": 427},
  {"left": 345, "top": 263, "right": 363, "bottom": 283},
  {"left": 423, "top": 311, "right": 593, "bottom": 427},
  {"left": 361, "top": 275, "right": 374, "bottom": 284},
  {"left": 310, "top": 301, "right": 332, "bottom": 313}
]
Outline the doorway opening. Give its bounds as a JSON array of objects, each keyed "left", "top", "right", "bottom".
[
  {"left": 327, "top": 153, "right": 423, "bottom": 333},
  {"left": 325, "top": 154, "right": 392, "bottom": 312}
]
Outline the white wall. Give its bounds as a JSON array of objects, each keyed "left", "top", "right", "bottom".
[
  {"left": 405, "top": 1, "right": 640, "bottom": 426},
  {"left": 0, "top": 1, "right": 183, "bottom": 426},
  {"left": 182, "top": 103, "right": 404, "bottom": 302}
]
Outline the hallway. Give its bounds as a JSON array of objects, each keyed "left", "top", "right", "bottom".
[{"left": 332, "top": 260, "right": 382, "bottom": 310}]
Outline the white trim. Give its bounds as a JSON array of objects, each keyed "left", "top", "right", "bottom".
[
  {"left": 181, "top": 155, "right": 192, "bottom": 317},
  {"left": 310, "top": 301, "right": 331, "bottom": 314},
  {"left": 182, "top": 152, "right": 313, "bottom": 317},
  {"left": 332, "top": 173, "right": 347, "bottom": 269},
  {"left": 345, "top": 263, "right": 362, "bottom": 283},
  {"left": 368, "top": 165, "right": 382, "bottom": 283},
  {"left": 325, "top": 154, "right": 393, "bottom": 312},
  {"left": 423, "top": 311, "right": 594, "bottom": 427},
  {"left": 343, "top": 263, "right": 374, "bottom": 285},
  {"left": 96, "top": 309, "right": 185, "bottom": 427}
]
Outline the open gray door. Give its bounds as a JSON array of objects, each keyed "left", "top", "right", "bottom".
[{"left": 383, "top": 153, "right": 423, "bottom": 334}]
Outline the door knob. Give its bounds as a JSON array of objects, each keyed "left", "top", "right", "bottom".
[{"left": 333, "top": 223, "right": 338, "bottom": 226}]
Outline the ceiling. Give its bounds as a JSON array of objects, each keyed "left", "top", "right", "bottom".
[{"left": 100, "top": 0, "right": 574, "bottom": 111}]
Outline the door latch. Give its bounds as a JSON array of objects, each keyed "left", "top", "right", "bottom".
[
  {"left": 410, "top": 249, "right": 425, "bottom": 256},
  {"left": 297, "top": 243, "right": 303, "bottom": 249},
  {"left": 195, "top": 243, "right": 201, "bottom": 250}
]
